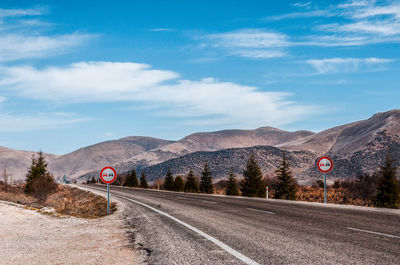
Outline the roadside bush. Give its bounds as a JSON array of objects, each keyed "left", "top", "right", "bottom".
[{"left": 24, "top": 152, "right": 57, "bottom": 203}]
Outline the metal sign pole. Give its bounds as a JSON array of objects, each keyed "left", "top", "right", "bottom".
[
  {"left": 324, "top": 173, "right": 327, "bottom": 204},
  {"left": 266, "top": 186, "right": 269, "bottom": 199},
  {"left": 107, "top": 183, "right": 110, "bottom": 214}
]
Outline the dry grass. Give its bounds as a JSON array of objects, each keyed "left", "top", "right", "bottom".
[
  {"left": 296, "top": 186, "right": 372, "bottom": 206},
  {"left": 0, "top": 183, "right": 116, "bottom": 218}
]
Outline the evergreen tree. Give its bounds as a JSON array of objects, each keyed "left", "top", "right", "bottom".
[
  {"left": 199, "top": 163, "right": 214, "bottom": 194},
  {"left": 24, "top": 152, "right": 57, "bottom": 202},
  {"left": 240, "top": 155, "right": 265, "bottom": 197},
  {"left": 163, "top": 168, "right": 174, "bottom": 191},
  {"left": 226, "top": 171, "right": 240, "bottom": 196},
  {"left": 373, "top": 153, "right": 400, "bottom": 208},
  {"left": 139, "top": 171, "right": 149, "bottom": 188},
  {"left": 184, "top": 170, "right": 199, "bottom": 193},
  {"left": 124, "top": 169, "right": 139, "bottom": 187},
  {"left": 174, "top": 175, "right": 185, "bottom": 192},
  {"left": 274, "top": 152, "right": 297, "bottom": 200}
]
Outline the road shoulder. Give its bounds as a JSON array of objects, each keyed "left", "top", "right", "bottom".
[{"left": 0, "top": 194, "right": 145, "bottom": 265}]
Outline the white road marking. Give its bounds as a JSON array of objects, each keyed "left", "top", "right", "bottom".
[
  {"left": 347, "top": 227, "right": 400, "bottom": 239},
  {"left": 177, "top": 196, "right": 188, "bottom": 199},
  {"left": 202, "top": 200, "right": 217, "bottom": 204},
  {"left": 115, "top": 194, "right": 260, "bottom": 265},
  {"left": 247, "top": 208, "right": 274, "bottom": 215}
]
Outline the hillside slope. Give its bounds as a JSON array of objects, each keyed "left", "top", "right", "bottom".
[
  {"left": 0, "top": 147, "right": 58, "bottom": 181},
  {"left": 48, "top": 136, "right": 173, "bottom": 179}
]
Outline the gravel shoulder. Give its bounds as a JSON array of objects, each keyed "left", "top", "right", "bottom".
[{"left": 0, "top": 195, "right": 145, "bottom": 265}]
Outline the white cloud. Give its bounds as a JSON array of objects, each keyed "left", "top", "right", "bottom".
[
  {"left": 0, "top": 33, "right": 93, "bottom": 62},
  {"left": 337, "top": 0, "right": 371, "bottom": 9},
  {"left": 268, "top": 0, "right": 400, "bottom": 46},
  {"left": 267, "top": 10, "right": 334, "bottom": 20},
  {"left": 229, "top": 49, "right": 286, "bottom": 59},
  {"left": 208, "top": 29, "right": 289, "bottom": 48},
  {"left": 0, "top": 112, "right": 88, "bottom": 132},
  {"left": 0, "top": 7, "right": 44, "bottom": 18},
  {"left": 306, "top": 57, "right": 393, "bottom": 74},
  {"left": 205, "top": 29, "right": 290, "bottom": 59},
  {"left": 0, "top": 61, "right": 316, "bottom": 128},
  {"left": 0, "top": 7, "right": 94, "bottom": 62},
  {"left": 148, "top": 28, "right": 176, "bottom": 32},
  {"left": 291, "top": 2, "right": 312, "bottom": 8},
  {"left": 317, "top": 1, "right": 400, "bottom": 44}
]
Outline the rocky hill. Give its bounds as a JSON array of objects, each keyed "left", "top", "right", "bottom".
[
  {"left": 95, "top": 127, "right": 314, "bottom": 176},
  {"left": 1, "top": 109, "right": 399, "bottom": 184},
  {"left": 48, "top": 136, "right": 173, "bottom": 179},
  {"left": 1, "top": 136, "right": 173, "bottom": 181},
  {"left": 140, "top": 145, "right": 316, "bottom": 183},
  {"left": 0, "top": 147, "right": 58, "bottom": 181},
  {"left": 124, "top": 109, "right": 400, "bottom": 184}
]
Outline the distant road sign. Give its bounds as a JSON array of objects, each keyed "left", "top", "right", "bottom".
[
  {"left": 100, "top": 167, "right": 117, "bottom": 184},
  {"left": 317, "top": 156, "right": 333, "bottom": 173}
]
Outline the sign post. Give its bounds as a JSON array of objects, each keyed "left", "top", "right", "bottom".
[
  {"left": 99, "top": 167, "right": 117, "bottom": 214},
  {"left": 266, "top": 186, "right": 269, "bottom": 199},
  {"left": 317, "top": 156, "right": 333, "bottom": 204}
]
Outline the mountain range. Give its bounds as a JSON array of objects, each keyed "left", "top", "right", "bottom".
[{"left": 1, "top": 109, "right": 399, "bottom": 184}]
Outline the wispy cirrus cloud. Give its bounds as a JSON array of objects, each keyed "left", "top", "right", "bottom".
[
  {"left": 148, "top": 28, "right": 176, "bottom": 32},
  {"left": 0, "top": 7, "right": 45, "bottom": 17},
  {"left": 291, "top": 2, "right": 312, "bottom": 8},
  {"left": 265, "top": 0, "right": 400, "bottom": 46},
  {"left": 0, "top": 61, "right": 317, "bottom": 128},
  {"left": 0, "top": 7, "right": 95, "bottom": 62},
  {"left": 204, "top": 29, "right": 290, "bottom": 59},
  {"left": 267, "top": 10, "right": 334, "bottom": 21},
  {"left": 306, "top": 57, "right": 394, "bottom": 74},
  {"left": 0, "top": 33, "right": 93, "bottom": 62},
  {"left": 0, "top": 112, "right": 89, "bottom": 132}
]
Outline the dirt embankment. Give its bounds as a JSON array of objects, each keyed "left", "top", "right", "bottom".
[
  {"left": 0, "top": 201, "right": 143, "bottom": 265},
  {"left": 0, "top": 184, "right": 116, "bottom": 218},
  {"left": 0, "top": 184, "right": 145, "bottom": 265}
]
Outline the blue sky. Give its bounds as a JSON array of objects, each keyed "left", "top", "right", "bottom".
[{"left": 0, "top": 0, "right": 399, "bottom": 154}]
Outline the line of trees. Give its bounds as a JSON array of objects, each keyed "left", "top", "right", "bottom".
[
  {"left": 161, "top": 164, "right": 216, "bottom": 193},
  {"left": 159, "top": 154, "right": 298, "bottom": 199},
  {"left": 117, "top": 151, "right": 399, "bottom": 209},
  {"left": 122, "top": 169, "right": 149, "bottom": 188},
  {"left": 334, "top": 153, "right": 400, "bottom": 208}
]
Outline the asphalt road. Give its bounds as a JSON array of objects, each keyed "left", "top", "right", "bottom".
[{"left": 86, "top": 185, "right": 400, "bottom": 265}]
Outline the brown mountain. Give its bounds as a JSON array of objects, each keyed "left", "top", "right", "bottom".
[
  {"left": 106, "top": 127, "right": 314, "bottom": 174},
  {"left": 114, "top": 109, "right": 400, "bottom": 184},
  {"left": 0, "top": 147, "right": 58, "bottom": 181},
  {"left": 48, "top": 136, "right": 174, "bottom": 179},
  {"left": 1, "top": 136, "right": 173, "bottom": 181},
  {"left": 2, "top": 109, "right": 399, "bottom": 184}
]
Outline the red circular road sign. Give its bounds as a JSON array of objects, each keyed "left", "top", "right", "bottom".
[
  {"left": 317, "top": 156, "right": 333, "bottom": 173},
  {"left": 99, "top": 167, "right": 117, "bottom": 184}
]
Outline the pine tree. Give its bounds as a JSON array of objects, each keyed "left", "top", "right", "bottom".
[
  {"left": 164, "top": 168, "right": 174, "bottom": 191},
  {"left": 24, "top": 152, "right": 57, "bottom": 202},
  {"left": 274, "top": 152, "right": 297, "bottom": 200},
  {"left": 184, "top": 170, "right": 199, "bottom": 193},
  {"left": 174, "top": 175, "right": 185, "bottom": 192},
  {"left": 240, "top": 155, "right": 265, "bottom": 197},
  {"left": 124, "top": 169, "right": 139, "bottom": 187},
  {"left": 199, "top": 163, "right": 214, "bottom": 194},
  {"left": 226, "top": 171, "right": 240, "bottom": 196},
  {"left": 373, "top": 153, "right": 400, "bottom": 208},
  {"left": 139, "top": 171, "right": 149, "bottom": 188}
]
